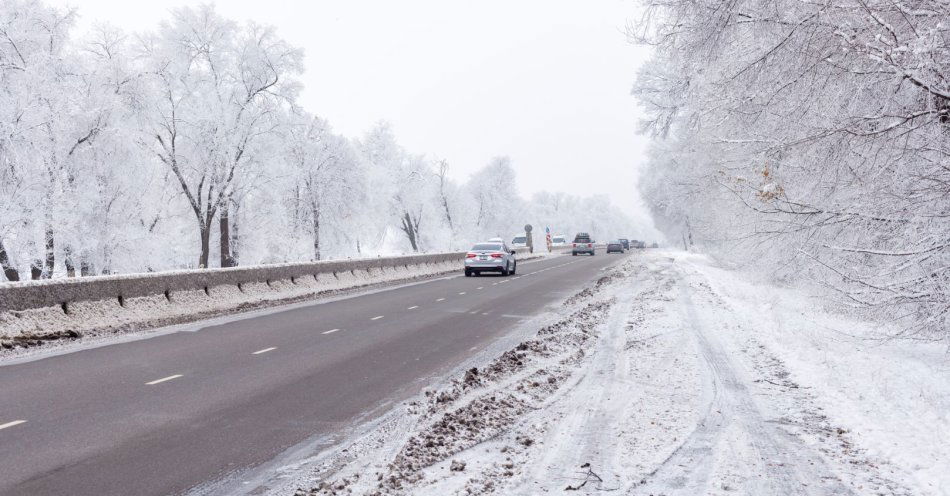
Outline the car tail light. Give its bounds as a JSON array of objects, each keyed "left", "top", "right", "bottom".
[
  {"left": 572, "top": 243, "right": 577, "bottom": 247},
  {"left": 466, "top": 253, "right": 477, "bottom": 258},
  {"left": 588, "top": 243, "right": 592, "bottom": 247},
  {"left": 490, "top": 253, "right": 503, "bottom": 258}
]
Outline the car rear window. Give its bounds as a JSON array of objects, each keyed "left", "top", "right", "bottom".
[
  {"left": 574, "top": 236, "right": 591, "bottom": 243},
  {"left": 553, "top": 237, "right": 565, "bottom": 243},
  {"left": 472, "top": 243, "right": 502, "bottom": 251},
  {"left": 512, "top": 237, "right": 526, "bottom": 243}
]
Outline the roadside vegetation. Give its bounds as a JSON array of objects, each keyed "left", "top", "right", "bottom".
[
  {"left": 0, "top": 1, "right": 636, "bottom": 280},
  {"left": 633, "top": 0, "right": 950, "bottom": 338}
]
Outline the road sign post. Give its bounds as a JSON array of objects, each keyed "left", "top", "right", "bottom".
[{"left": 524, "top": 224, "right": 533, "bottom": 254}]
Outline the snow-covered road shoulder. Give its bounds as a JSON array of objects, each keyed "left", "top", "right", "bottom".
[{"left": 268, "top": 251, "right": 947, "bottom": 496}]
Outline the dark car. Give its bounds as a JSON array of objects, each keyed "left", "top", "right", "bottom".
[
  {"left": 619, "top": 238, "right": 630, "bottom": 250},
  {"left": 606, "top": 240, "right": 624, "bottom": 253}
]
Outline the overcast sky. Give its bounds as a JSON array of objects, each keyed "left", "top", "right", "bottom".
[{"left": 52, "top": 0, "right": 657, "bottom": 234}]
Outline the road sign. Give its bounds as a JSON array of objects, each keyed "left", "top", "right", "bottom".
[{"left": 524, "top": 224, "right": 532, "bottom": 233}]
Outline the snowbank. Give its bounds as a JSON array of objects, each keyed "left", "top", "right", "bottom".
[{"left": 677, "top": 252, "right": 950, "bottom": 495}]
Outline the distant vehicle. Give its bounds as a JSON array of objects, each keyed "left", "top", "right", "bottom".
[
  {"left": 651, "top": 242, "right": 659, "bottom": 248},
  {"left": 551, "top": 235, "right": 567, "bottom": 247},
  {"left": 572, "top": 233, "right": 595, "bottom": 256},
  {"left": 619, "top": 238, "right": 630, "bottom": 250},
  {"left": 464, "top": 241, "right": 517, "bottom": 277},
  {"left": 511, "top": 236, "right": 528, "bottom": 248},
  {"left": 606, "top": 240, "right": 625, "bottom": 253},
  {"left": 636, "top": 241, "right": 646, "bottom": 249},
  {"left": 488, "top": 237, "right": 504, "bottom": 243}
]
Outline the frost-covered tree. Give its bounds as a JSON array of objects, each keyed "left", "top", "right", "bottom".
[
  {"left": 464, "top": 156, "right": 522, "bottom": 241},
  {"left": 359, "top": 122, "right": 436, "bottom": 253},
  {"left": 137, "top": 4, "right": 302, "bottom": 268},
  {"left": 0, "top": 0, "right": 641, "bottom": 280},
  {"left": 633, "top": 0, "right": 950, "bottom": 336},
  {"left": 0, "top": 0, "right": 110, "bottom": 279},
  {"left": 285, "top": 113, "right": 363, "bottom": 260}
]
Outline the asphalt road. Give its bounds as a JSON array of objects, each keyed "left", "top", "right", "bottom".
[{"left": 0, "top": 252, "right": 624, "bottom": 496}]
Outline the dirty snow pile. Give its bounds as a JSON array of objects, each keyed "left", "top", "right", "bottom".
[{"left": 267, "top": 251, "right": 947, "bottom": 496}]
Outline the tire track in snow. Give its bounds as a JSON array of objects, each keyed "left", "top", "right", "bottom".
[{"left": 637, "top": 264, "right": 855, "bottom": 495}]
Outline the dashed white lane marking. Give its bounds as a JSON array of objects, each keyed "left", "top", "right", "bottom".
[
  {"left": 458, "top": 292, "right": 466, "bottom": 295},
  {"left": 436, "top": 298, "right": 446, "bottom": 302},
  {"left": 371, "top": 315, "right": 384, "bottom": 321},
  {"left": 469, "top": 311, "right": 479, "bottom": 314},
  {"left": 0, "top": 420, "right": 26, "bottom": 431},
  {"left": 492, "top": 283, "right": 498, "bottom": 286},
  {"left": 407, "top": 305, "right": 419, "bottom": 310},
  {"left": 322, "top": 328, "right": 341, "bottom": 335},
  {"left": 477, "top": 287, "right": 483, "bottom": 290},
  {"left": 252, "top": 347, "right": 276, "bottom": 355},
  {"left": 146, "top": 374, "right": 183, "bottom": 386},
  {"left": 469, "top": 346, "right": 478, "bottom": 351}
]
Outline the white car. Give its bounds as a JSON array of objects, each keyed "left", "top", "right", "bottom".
[
  {"left": 464, "top": 242, "right": 517, "bottom": 276},
  {"left": 551, "top": 235, "right": 567, "bottom": 247},
  {"left": 511, "top": 236, "right": 528, "bottom": 248}
]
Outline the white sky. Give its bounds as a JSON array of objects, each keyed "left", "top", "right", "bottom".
[{"left": 52, "top": 0, "right": 655, "bottom": 228}]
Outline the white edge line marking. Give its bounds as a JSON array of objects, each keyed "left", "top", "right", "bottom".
[
  {"left": 146, "top": 374, "right": 183, "bottom": 385},
  {"left": 407, "top": 305, "right": 419, "bottom": 310},
  {"left": 371, "top": 315, "right": 384, "bottom": 320},
  {"left": 0, "top": 420, "right": 26, "bottom": 431},
  {"left": 252, "top": 347, "right": 277, "bottom": 355},
  {"left": 322, "top": 328, "right": 340, "bottom": 335}
]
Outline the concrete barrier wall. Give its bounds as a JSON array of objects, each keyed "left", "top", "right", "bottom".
[
  {"left": 0, "top": 252, "right": 468, "bottom": 314},
  {"left": 0, "top": 248, "right": 548, "bottom": 346}
]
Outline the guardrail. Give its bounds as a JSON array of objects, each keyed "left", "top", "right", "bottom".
[{"left": 0, "top": 247, "right": 557, "bottom": 348}]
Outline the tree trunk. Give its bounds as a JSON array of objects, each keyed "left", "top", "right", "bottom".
[
  {"left": 441, "top": 197, "right": 453, "bottom": 231},
  {"left": 231, "top": 202, "right": 240, "bottom": 265},
  {"left": 0, "top": 240, "right": 19, "bottom": 281},
  {"left": 219, "top": 201, "right": 235, "bottom": 268},
  {"left": 31, "top": 260, "right": 43, "bottom": 280},
  {"left": 311, "top": 201, "right": 321, "bottom": 261},
  {"left": 401, "top": 211, "right": 419, "bottom": 252},
  {"left": 80, "top": 256, "right": 93, "bottom": 277},
  {"left": 199, "top": 222, "right": 211, "bottom": 269},
  {"left": 43, "top": 226, "right": 54, "bottom": 278},
  {"left": 64, "top": 245, "right": 76, "bottom": 277}
]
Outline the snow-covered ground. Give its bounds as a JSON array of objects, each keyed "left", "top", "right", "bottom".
[{"left": 258, "top": 250, "right": 948, "bottom": 496}]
